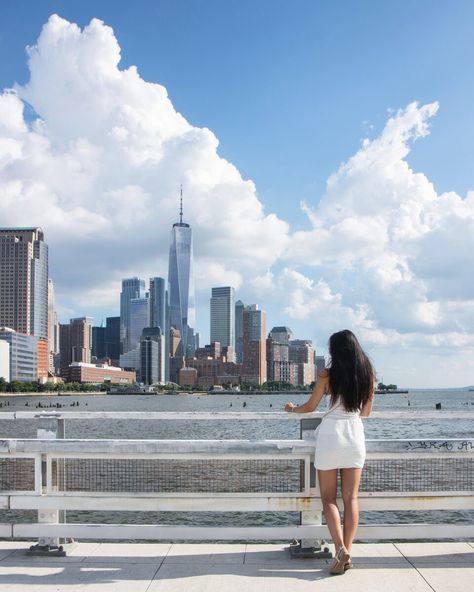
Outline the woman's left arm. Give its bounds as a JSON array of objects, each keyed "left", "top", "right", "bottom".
[
  {"left": 360, "top": 375, "right": 375, "bottom": 417},
  {"left": 284, "top": 371, "right": 328, "bottom": 413}
]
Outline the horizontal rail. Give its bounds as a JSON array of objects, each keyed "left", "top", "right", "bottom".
[
  {"left": 1, "top": 438, "right": 473, "bottom": 455},
  {"left": 8, "top": 492, "right": 474, "bottom": 512},
  {"left": 1, "top": 410, "right": 473, "bottom": 420},
  {"left": 0, "top": 524, "right": 12, "bottom": 537},
  {"left": 3, "top": 411, "right": 321, "bottom": 420},
  {"left": 0, "top": 438, "right": 314, "bottom": 455},
  {"left": 9, "top": 522, "right": 474, "bottom": 541}
]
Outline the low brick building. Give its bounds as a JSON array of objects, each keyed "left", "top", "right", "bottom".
[
  {"left": 179, "top": 367, "right": 198, "bottom": 387},
  {"left": 62, "top": 362, "right": 136, "bottom": 384},
  {"left": 184, "top": 358, "right": 241, "bottom": 388}
]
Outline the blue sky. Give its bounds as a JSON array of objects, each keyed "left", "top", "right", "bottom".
[
  {"left": 2, "top": 1, "right": 473, "bottom": 222},
  {"left": 1, "top": 1, "right": 474, "bottom": 386}
]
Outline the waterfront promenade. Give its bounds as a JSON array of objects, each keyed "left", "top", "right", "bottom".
[{"left": 0, "top": 541, "right": 472, "bottom": 591}]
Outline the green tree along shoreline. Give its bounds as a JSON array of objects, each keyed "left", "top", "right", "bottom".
[
  {"left": 377, "top": 382, "right": 398, "bottom": 391},
  {"left": 0, "top": 377, "right": 313, "bottom": 394},
  {"left": 0, "top": 378, "right": 106, "bottom": 393}
]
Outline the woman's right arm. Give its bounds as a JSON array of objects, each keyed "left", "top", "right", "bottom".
[{"left": 284, "top": 370, "right": 328, "bottom": 413}]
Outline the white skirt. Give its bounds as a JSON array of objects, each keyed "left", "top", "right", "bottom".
[{"left": 314, "top": 416, "right": 366, "bottom": 470}]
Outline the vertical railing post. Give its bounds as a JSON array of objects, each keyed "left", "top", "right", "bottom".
[
  {"left": 27, "top": 413, "right": 73, "bottom": 556},
  {"left": 290, "top": 416, "right": 332, "bottom": 558}
]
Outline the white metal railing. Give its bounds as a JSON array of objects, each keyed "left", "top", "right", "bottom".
[
  {"left": 2, "top": 410, "right": 474, "bottom": 419},
  {"left": 0, "top": 411, "right": 473, "bottom": 547}
]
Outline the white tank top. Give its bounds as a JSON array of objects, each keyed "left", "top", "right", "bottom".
[{"left": 323, "top": 396, "right": 360, "bottom": 420}]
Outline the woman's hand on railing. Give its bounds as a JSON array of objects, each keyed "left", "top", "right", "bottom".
[{"left": 284, "top": 402, "right": 297, "bottom": 413}]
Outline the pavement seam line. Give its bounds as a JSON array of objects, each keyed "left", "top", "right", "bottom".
[
  {"left": 0, "top": 548, "right": 17, "bottom": 562},
  {"left": 143, "top": 544, "right": 172, "bottom": 592},
  {"left": 145, "top": 563, "right": 163, "bottom": 592},
  {"left": 393, "top": 543, "right": 437, "bottom": 592},
  {"left": 79, "top": 541, "right": 102, "bottom": 562}
]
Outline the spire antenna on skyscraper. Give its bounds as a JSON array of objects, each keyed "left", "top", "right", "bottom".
[{"left": 173, "top": 185, "right": 189, "bottom": 228}]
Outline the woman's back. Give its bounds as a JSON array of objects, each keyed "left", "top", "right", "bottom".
[{"left": 325, "top": 396, "right": 360, "bottom": 419}]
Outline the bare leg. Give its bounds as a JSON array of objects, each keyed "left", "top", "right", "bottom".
[
  {"left": 317, "top": 469, "right": 344, "bottom": 550},
  {"left": 340, "top": 468, "right": 362, "bottom": 553}
]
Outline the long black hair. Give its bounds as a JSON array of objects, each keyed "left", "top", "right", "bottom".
[{"left": 328, "top": 329, "right": 374, "bottom": 412}]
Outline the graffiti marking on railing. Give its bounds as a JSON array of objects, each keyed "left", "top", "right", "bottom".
[
  {"left": 456, "top": 440, "right": 474, "bottom": 451},
  {"left": 405, "top": 440, "right": 474, "bottom": 452}
]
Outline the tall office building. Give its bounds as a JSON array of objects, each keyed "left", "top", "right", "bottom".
[
  {"left": 70, "top": 317, "right": 93, "bottom": 364},
  {"left": 210, "top": 287, "right": 235, "bottom": 361},
  {"left": 0, "top": 339, "right": 10, "bottom": 382},
  {"left": 119, "top": 347, "right": 141, "bottom": 374},
  {"left": 150, "top": 277, "right": 169, "bottom": 380},
  {"left": 149, "top": 277, "right": 167, "bottom": 332},
  {"left": 37, "top": 338, "right": 49, "bottom": 381},
  {"left": 289, "top": 339, "right": 316, "bottom": 386},
  {"left": 129, "top": 296, "right": 150, "bottom": 351},
  {"left": 315, "top": 355, "right": 326, "bottom": 376},
  {"left": 169, "top": 326, "right": 183, "bottom": 384},
  {"left": 0, "top": 227, "right": 48, "bottom": 340},
  {"left": 168, "top": 189, "right": 196, "bottom": 358},
  {"left": 59, "top": 323, "right": 71, "bottom": 370},
  {"left": 140, "top": 327, "right": 165, "bottom": 385},
  {"left": 269, "top": 326, "right": 293, "bottom": 345},
  {"left": 0, "top": 327, "right": 37, "bottom": 382},
  {"left": 266, "top": 327, "right": 298, "bottom": 385},
  {"left": 235, "top": 300, "right": 245, "bottom": 364},
  {"left": 59, "top": 317, "right": 93, "bottom": 372},
  {"left": 242, "top": 305, "right": 267, "bottom": 385},
  {"left": 92, "top": 325, "right": 106, "bottom": 359},
  {"left": 120, "top": 277, "right": 146, "bottom": 354},
  {"left": 105, "top": 316, "right": 121, "bottom": 365}
]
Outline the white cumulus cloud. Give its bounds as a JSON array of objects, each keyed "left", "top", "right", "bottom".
[
  {"left": 282, "top": 102, "right": 474, "bottom": 353},
  {"left": 0, "top": 15, "right": 289, "bottom": 318}
]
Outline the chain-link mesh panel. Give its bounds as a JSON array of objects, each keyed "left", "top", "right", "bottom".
[
  {"left": 361, "top": 458, "right": 474, "bottom": 492},
  {"left": 52, "top": 458, "right": 305, "bottom": 494},
  {"left": 0, "top": 458, "right": 35, "bottom": 491}
]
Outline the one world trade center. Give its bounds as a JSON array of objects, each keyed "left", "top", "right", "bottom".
[{"left": 168, "top": 188, "right": 196, "bottom": 358}]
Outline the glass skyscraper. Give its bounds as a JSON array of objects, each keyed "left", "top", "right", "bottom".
[
  {"left": 242, "top": 304, "right": 267, "bottom": 385},
  {"left": 149, "top": 277, "right": 168, "bottom": 333},
  {"left": 210, "top": 286, "right": 235, "bottom": 356},
  {"left": 149, "top": 277, "right": 169, "bottom": 380},
  {"left": 168, "top": 192, "right": 195, "bottom": 358},
  {"left": 120, "top": 277, "right": 146, "bottom": 354},
  {"left": 235, "top": 300, "right": 245, "bottom": 364},
  {"left": 129, "top": 296, "right": 150, "bottom": 352},
  {"left": 140, "top": 326, "right": 165, "bottom": 385},
  {"left": 0, "top": 327, "right": 38, "bottom": 382},
  {"left": 105, "top": 316, "right": 121, "bottom": 364}
]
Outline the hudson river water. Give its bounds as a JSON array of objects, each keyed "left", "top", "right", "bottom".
[{"left": 0, "top": 389, "right": 473, "bottom": 539}]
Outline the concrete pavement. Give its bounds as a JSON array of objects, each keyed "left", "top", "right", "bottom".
[{"left": 0, "top": 541, "right": 472, "bottom": 591}]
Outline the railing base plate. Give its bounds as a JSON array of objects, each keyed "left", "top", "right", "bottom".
[
  {"left": 289, "top": 541, "right": 332, "bottom": 559},
  {"left": 27, "top": 540, "right": 77, "bottom": 557}
]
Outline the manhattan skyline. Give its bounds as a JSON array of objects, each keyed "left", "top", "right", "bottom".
[{"left": 0, "top": 3, "right": 473, "bottom": 387}]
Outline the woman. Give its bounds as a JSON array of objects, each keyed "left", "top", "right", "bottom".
[{"left": 285, "top": 329, "right": 375, "bottom": 575}]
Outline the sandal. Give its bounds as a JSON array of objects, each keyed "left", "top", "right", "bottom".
[
  {"left": 330, "top": 546, "right": 351, "bottom": 575},
  {"left": 344, "top": 559, "right": 353, "bottom": 570}
]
